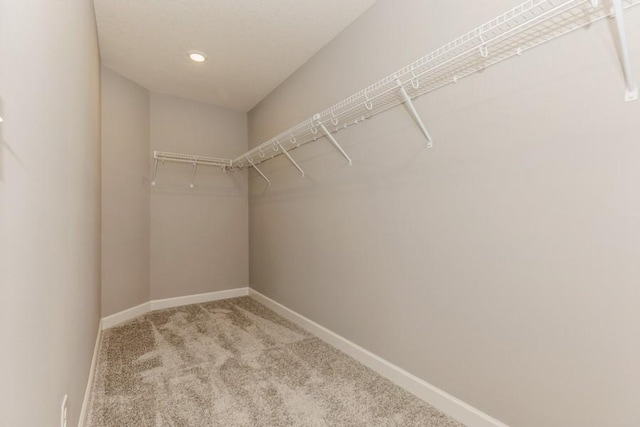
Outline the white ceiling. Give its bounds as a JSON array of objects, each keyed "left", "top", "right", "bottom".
[{"left": 94, "top": 0, "right": 378, "bottom": 112}]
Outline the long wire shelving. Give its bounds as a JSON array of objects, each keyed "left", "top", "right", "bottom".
[{"left": 152, "top": 0, "right": 639, "bottom": 187}]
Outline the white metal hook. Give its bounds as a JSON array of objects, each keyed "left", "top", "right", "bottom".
[
  {"left": 331, "top": 111, "right": 338, "bottom": 126},
  {"left": 259, "top": 149, "right": 265, "bottom": 158},
  {"left": 289, "top": 134, "right": 296, "bottom": 144},
  {"left": 411, "top": 71, "right": 420, "bottom": 89},
  {"left": 364, "top": 92, "right": 373, "bottom": 110},
  {"left": 311, "top": 114, "right": 322, "bottom": 135},
  {"left": 478, "top": 34, "right": 489, "bottom": 58}
]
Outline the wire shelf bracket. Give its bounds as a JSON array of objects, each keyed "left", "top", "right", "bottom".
[
  {"left": 612, "top": 0, "right": 639, "bottom": 101},
  {"left": 395, "top": 78, "right": 434, "bottom": 147},
  {"left": 189, "top": 162, "right": 198, "bottom": 188},
  {"left": 276, "top": 141, "right": 305, "bottom": 177},
  {"left": 151, "top": 158, "right": 159, "bottom": 186},
  {"left": 314, "top": 115, "right": 353, "bottom": 166},
  {"left": 247, "top": 157, "right": 271, "bottom": 186}
]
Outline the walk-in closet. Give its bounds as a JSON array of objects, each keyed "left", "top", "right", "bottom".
[{"left": 2, "top": 1, "right": 639, "bottom": 426}]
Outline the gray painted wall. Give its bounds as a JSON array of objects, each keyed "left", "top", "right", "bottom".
[
  {"left": 248, "top": 1, "right": 640, "bottom": 426},
  {"left": 0, "top": 0, "right": 102, "bottom": 425},
  {"left": 101, "top": 67, "right": 151, "bottom": 317},
  {"left": 150, "top": 93, "right": 249, "bottom": 300},
  {"left": 101, "top": 78, "right": 249, "bottom": 312}
]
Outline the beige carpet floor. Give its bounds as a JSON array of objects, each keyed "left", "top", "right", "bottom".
[{"left": 86, "top": 297, "right": 464, "bottom": 427}]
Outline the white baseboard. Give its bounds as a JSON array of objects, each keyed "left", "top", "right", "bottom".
[
  {"left": 248, "top": 289, "right": 508, "bottom": 427},
  {"left": 95, "top": 286, "right": 505, "bottom": 426},
  {"left": 101, "top": 287, "right": 249, "bottom": 330},
  {"left": 78, "top": 320, "right": 103, "bottom": 427},
  {"left": 101, "top": 301, "right": 151, "bottom": 329},
  {"left": 150, "top": 288, "right": 249, "bottom": 311}
]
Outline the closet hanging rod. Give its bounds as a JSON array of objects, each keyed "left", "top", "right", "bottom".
[
  {"left": 151, "top": 151, "right": 232, "bottom": 186},
  {"left": 232, "top": 0, "right": 639, "bottom": 171},
  {"left": 153, "top": 151, "right": 232, "bottom": 167}
]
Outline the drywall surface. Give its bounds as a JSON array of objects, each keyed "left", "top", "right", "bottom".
[
  {"left": 101, "top": 67, "right": 151, "bottom": 317},
  {"left": 0, "top": 0, "right": 101, "bottom": 425},
  {"left": 247, "top": 1, "right": 640, "bottom": 426},
  {"left": 150, "top": 93, "right": 249, "bottom": 300}
]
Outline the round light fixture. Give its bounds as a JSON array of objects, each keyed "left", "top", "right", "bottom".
[{"left": 188, "top": 52, "right": 206, "bottom": 63}]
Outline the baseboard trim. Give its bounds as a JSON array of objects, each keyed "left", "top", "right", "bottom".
[
  {"left": 150, "top": 288, "right": 249, "bottom": 311},
  {"left": 78, "top": 320, "right": 102, "bottom": 427},
  {"left": 101, "top": 301, "right": 150, "bottom": 329},
  {"left": 248, "top": 289, "right": 507, "bottom": 427},
  {"left": 101, "top": 287, "right": 249, "bottom": 330}
]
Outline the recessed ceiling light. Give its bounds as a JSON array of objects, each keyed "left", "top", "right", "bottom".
[{"left": 188, "top": 52, "right": 206, "bottom": 63}]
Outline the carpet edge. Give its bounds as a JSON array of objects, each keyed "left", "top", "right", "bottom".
[
  {"left": 247, "top": 288, "right": 508, "bottom": 427},
  {"left": 78, "top": 320, "right": 103, "bottom": 427}
]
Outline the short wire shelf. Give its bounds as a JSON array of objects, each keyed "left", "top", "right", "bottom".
[{"left": 151, "top": 151, "right": 232, "bottom": 187}]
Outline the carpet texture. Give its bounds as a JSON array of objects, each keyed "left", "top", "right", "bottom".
[{"left": 86, "top": 297, "right": 464, "bottom": 426}]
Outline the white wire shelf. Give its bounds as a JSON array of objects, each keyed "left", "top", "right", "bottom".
[
  {"left": 154, "top": 151, "right": 232, "bottom": 167},
  {"left": 151, "top": 151, "right": 232, "bottom": 187},
  {"left": 230, "top": 0, "right": 638, "bottom": 183},
  {"left": 152, "top": 0, "right": 639, "bottom": 187}
]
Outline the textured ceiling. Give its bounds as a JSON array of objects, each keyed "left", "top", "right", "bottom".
[{"left": 94, "top": 0, "right": 378, "bottom": 112}]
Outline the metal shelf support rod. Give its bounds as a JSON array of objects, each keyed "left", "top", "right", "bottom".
[
  {"left": 189, "top": 162, "right": 198, "bottom": 188},
  {"left": 315, "top": 116, "right": 353, "bottom": 166},
  {"left": 248, "top": 158, "right": 271, "bottom": 186},
  {"left": 612, "top": 0, "right": 639, "bottom": 101},
  {"left": 276, "top": 142, "right": 305, "bottom": 177},
  {"left": 151, "top": 158, "right": 159, "bottom": 186},
  {"left": 396, "top": 79, "right": 433, "bottom": 147}
]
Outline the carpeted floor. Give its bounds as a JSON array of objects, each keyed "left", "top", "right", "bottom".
[{"left": 86, "top": 297, "right": 464, "bottom": 426}]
